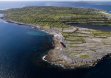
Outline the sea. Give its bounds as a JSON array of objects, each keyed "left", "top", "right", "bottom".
[{"left": 0, "top": 1, "right": 111, "bottom": 78}]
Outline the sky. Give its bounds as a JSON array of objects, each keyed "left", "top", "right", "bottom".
[{"left": 0, "top": 0, "right": 110, "bottom": 1}]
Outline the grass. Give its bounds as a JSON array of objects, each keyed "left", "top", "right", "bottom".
[
  {"left": 80, "top": 54, "right": 90, "bottom": 59},
  {"left": 5, "top": 6, "right": 111, "bottom": 60},
  {"left": 92, "top": 30, "right": 111, "bottom": 38},
  {"left": 66, "top": 37, "right": 86, "bottom": 43}
]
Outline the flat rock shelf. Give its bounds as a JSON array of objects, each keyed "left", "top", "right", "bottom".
[{"left": 44, "top": 27, "right": 111, "bottom": 69}]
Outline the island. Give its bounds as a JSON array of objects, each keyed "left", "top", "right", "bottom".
[{"left": 2, "top": 6, "right": 111, "bottom": 69}]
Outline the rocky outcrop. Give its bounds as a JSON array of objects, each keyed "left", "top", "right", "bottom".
[
  {"left": 43, "top": 27, "right": 111, "bottom": 69},
  {"left": 3, "top": 15, "right": 111, "bottom": 69}
]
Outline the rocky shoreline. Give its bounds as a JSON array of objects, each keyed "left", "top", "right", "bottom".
[
  {"left": 1, "top": 17, "right": 69, "bottom": 67},
  {"left": 2, "top": 16, "right": 111, "bottom": 69},
  {"left": 42, "top": 27, "right": 111, "bottom": 69}
]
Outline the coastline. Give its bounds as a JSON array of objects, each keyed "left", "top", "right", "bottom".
[
  {"left": 2, "top": 17, "right": 72, "bottom": 69},
  {"left": 2, "top": 11, "right": 111, "bottom": 69},
  {"left": 1, "top": 17, "right": 68, "bottom": 68},
  {"left": 1, "top": 17, "right": 41, "bottom": 30}
]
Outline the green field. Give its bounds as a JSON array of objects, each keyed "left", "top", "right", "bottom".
[{"left": 4, "top": 6, "right": 111, "bottom": 59}]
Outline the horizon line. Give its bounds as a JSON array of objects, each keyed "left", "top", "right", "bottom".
[{"left": 0, "top": 0, "right": 111, "bottom": 2}]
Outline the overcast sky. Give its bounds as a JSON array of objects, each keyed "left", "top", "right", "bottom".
[{"left": 0, "top": 0, "right": 110, "bottom": 1}]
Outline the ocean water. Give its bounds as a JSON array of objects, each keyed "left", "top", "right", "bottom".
[
  {"left": 0, "top": 18, "right": 53, "bottom": 78},
  {"left": 0, "top": 1, "right": 111, "bottom": 78}
]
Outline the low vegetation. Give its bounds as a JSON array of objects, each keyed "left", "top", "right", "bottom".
[{"left": 4, "top": 6, "right": 111, "bottom": 60}]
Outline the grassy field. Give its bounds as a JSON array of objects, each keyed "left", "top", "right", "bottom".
[{"left": 4, "top": 6, "right": 111, "bottom": 60}]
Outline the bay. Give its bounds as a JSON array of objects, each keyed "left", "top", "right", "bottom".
[{"left": 0, "top": 1, "right": 111, "bottom": 78}]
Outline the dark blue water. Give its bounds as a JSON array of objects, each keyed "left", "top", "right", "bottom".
[
  {"left": 0, "top": 1, "right": 111, "bottom": 78},
  {"left": 0, "top": 18, "right": 53, "bottom": 78},
  {"left": 0, "top": 15, "right": 90, "bottom": 78}
]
